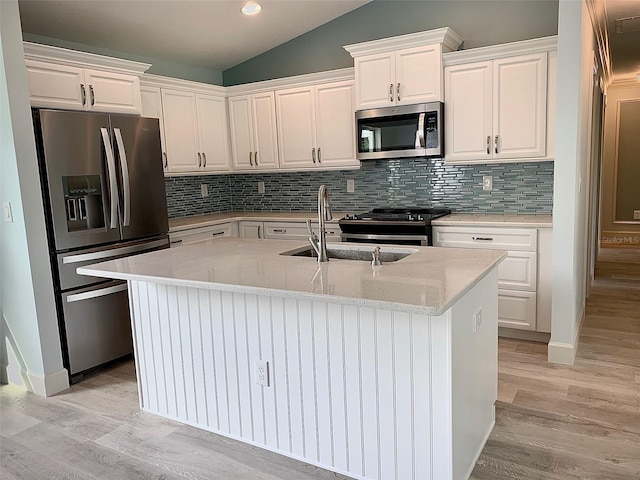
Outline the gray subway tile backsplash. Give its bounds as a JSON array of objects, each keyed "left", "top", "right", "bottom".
[{"left": 165, "top": 159, "right": 554, "bottom": 218}]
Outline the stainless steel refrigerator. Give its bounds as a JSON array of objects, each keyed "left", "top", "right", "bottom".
[{"left": 33, "top": 108, "right": 169, "bottom": 383}]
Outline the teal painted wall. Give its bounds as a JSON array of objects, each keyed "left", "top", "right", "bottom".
[
  {"left": 22, "top": 33, "right": 224, "bottom": 85},
  {"left": 223, "top": 0, "right": 558, "bottom": 86}
]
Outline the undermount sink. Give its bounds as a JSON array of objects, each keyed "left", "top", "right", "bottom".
[{"left": 280, "top": 243, "right": 418, "bottom": 263}]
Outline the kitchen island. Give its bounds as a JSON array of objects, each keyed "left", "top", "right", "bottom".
[{"left": 79, "top": 238, "right": 505, "bottom": 480}]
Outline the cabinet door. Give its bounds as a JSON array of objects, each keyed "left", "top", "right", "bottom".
[
  {"left": 197, "top": 94, "right": 231, "bottom": 172},
  {"left": 84, "top": 69, "right": 141, "bottom": 115},
  {"left": 161, "top": 89, "right": 200, "bottom": 172},
  {"left": 314, "top": 81, "right": 357, "bottom": 168},
  {"left": 251, "top": 92, "right": 279, "bottom": 170},
  {"left": 276, "top": 86, "right": 316, "bottom": 169},
  {"left": 395, "top": 44, "right": 442, "bottom": 105},
  {"left": 493, "top": 53, "right": 547, "bottom": 159},
  {"left": 498, "top": 290, "right": 537, "bottom": 330},
  {"left": 444, "top": 62, "right": 493, "bottom": 163},
  {"left": 239, "top": 221, "right": 263, "bottom": 239},
  {"left": 140, "top": 85, "right": 168, "bottom": 171},
  {"left": 354, "top": 52, "right": 395, "bottom": 109},
  {"left": 228, "top": 95, "right": 255, "bottom": 170},
  {"left": 26, "top": 60, "right": 86, "bottom": 110}
]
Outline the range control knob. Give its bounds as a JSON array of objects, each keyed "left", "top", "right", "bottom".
[
  {"left": 417, "top": 215, "right": 424, "bottom": 221},
  {"left": 407, "top": 214, "right": 415, "bottom": 221}
]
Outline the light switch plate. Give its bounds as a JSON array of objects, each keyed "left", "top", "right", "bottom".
[
  {"left": 201, "top": 184, "right": 208, "bottom": 197},
  {"left": 482, "top": 176, "right": 493, "bottom": 191},
  {"left": 347, "top": 179, "right": 355, "bottom": 193},
  {"left": 3, "top": 202, "right": 13, "bottom": 223},
  {"left": 634, "top": 210, "right": 640, "bottom": 220},
  {"left": 258, "top": 181, "right": 265, "bottom": 194}
]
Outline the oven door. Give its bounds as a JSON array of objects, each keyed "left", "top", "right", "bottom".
[{"left": 341, "top": 233, "right": 429, "bottom": 246}]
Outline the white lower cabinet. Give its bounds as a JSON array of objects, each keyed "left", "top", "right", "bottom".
[
  {"left": 238, "top": 221, "right": 264, "bottom": 239},
  {"left": 434, "top": 224, "right": 551, "bottom": 332},
  {"left": 170, "top": 223, "right": 236, "bottom": 247}
]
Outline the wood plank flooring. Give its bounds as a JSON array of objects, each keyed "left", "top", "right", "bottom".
[{"left": 2, "top": 247, "right": 639, "bottom": 479}]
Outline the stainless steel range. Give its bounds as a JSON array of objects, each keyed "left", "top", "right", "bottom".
[{"left": 338, "top": 208, "right": 451, "bottom": 246}]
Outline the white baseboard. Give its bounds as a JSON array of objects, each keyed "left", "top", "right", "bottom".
[
  {"left": 498, "top": 327, "right": 551, "bottom": 343},
  {"left": 548, "top": 304, "right": 585, "bottom": 365},
  {"left": 1, "top": 363, "right": 69, "bottom": 396}
]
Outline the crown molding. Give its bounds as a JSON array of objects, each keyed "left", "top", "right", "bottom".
[
  {"left": 225, "top": 68, "right": 354, "bottom": 95},
  {"left": 343, "top": 27, "right": 464, "bottom": 57},
  {"left": 23, "top": 42, "right": 151, "bottom": 75},
  {"left": 608, "top": 77, "right": 640, "bottom": 88},
  {"left": 140, "top": 73, "right": 227, "bottom": 95},
  {"left": 442, "top": 36, "right": 558, "bottom": 66}
]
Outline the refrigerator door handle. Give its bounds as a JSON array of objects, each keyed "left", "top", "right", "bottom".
[
  {"left": 66, "top": 283, "right": 128, "bottom": 303},
  {"left": 62, "top": 238, "right": 168, "bottom": 264},
  {"left": 113, "top": 128, "right": 131, "bottom": 227},
  {"left": 100, "top": 128, "right": 119, "bottom": 229}
]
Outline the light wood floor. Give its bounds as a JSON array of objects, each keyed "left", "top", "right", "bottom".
[{"left": 1, "top": 248, "right": 639, "bottom": 479}]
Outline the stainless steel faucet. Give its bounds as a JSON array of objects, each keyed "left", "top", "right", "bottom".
[{"left": 306, "top": 185, "right": 333, "bottom": 262}]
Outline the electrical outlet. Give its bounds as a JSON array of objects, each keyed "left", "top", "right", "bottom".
[
  {"left": 201, "top": 184, "right": 208, "bottom": 197},
  {"left": 634, "top": 210, "right": 640, "bottom": 220},
  {"left": 258, "top": 181, "right": 265, "bottom": 194},
  {"left": 347, "top": 179, "right": 355, "bottom": 193},
  {"left": 482, "top": 176, "right": 493, "bottom": 191},
  {"left": 255, "top": 359, "right": 269, "bottom": 386},
  {"left": 3, "top": 202, "right": 13, "bottom": 223},
  {"left": 473, "top": 308, "right": 482, "bottom": 333}
]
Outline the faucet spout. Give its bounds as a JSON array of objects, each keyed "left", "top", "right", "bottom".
[{"left": 316, "top": 185, "right": 332, "bottom": 262}]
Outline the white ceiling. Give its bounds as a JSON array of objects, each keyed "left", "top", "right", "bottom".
[
  {"left": 18, "top": 0, "right": 371, "bottom": 72},
  {"left": 606, "top": 0, "right": 640, "bottom": 79}
]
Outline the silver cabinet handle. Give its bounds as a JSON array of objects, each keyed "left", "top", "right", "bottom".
[
  {"left": 249, "top": 151, "right": 254, "bottom": 166},
  {"left": 312, "top": 148, "right": 316, "bottom": 163},
  {"left": 202, "top": 152, "right": 207, "bottom": 167},
  {"left": 171, "top": 239, "right": 183, "bottom": 245},
  {"left": 113, "top": 128, "right": 131, "bottom": 227},
  {"left": 197, "top": 152, "right": 202, "bottom": 167},
  {"left": 100, "top": 127, "right": 119, "bottom": 229},
  {"left": 257, "top": 225, "right": 261, "bottom": 238},
  {"left": 397, "top": 83, "right": 401, "bottom": 101},
  {"left": 389, "top": 84, "right": 393, "bottom": 102},
  {"left": 211, "top": 231, "right": 225, "bottom": 236},
  {"left": 486, "top": 136, "right": 490, "bottom": 155},
  {"left": 273, "top": 229, "right": 287, "bottom": 233},
  {"left": 472, "top": 236, "right": 494, "bottom": 241},
  {"left": 317, "top": 147, "right": 321, "bottom": 163},
  {"left": 495, "top": 135, "right": 499, "bottom": 154},
  {"left": 80, "top": 84, "right": 86, "bottom": 106},
  {"left": 254, "top": 151, "right": 258, "bottom": 165},
  {"left": 66, "top": 283, "right": 127, "bottom": 303},
  {"left": 163, "top": 152, "right": 168, "bottom": 168},
  {"left": 89, "top": 85, "right": 95, "bottom": 106}
]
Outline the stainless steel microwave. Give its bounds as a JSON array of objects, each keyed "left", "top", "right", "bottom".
[{"left": 356, "top": 102, "right": 443, "bottom": 160}]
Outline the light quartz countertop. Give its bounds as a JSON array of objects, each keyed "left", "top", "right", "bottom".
[
  {"left": 169, "top": 211, "right": 552, "bottom": 232},
  {"left": 78, "top": 238, "right": 505, "bottom": 316}
]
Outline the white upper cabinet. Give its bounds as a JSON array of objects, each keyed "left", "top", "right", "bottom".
[
  {"left": 140, "top": 84, "right": 168, "bottom": 170},
  {"left": 276, "top": 81, "right": 357, "bottom": 170},
  {"left": 443, "top": 37, "right": 556, "bottom": 164},
  {"left": 345, "top": 28, "right": 463, "bottom": 110},
  {"left": 228, "top": 92, "right": 278, "bottom": 171},
  {"left": 25, "top": 60, "right": 142, "bottom": 115},
  {"left": 161, "top": 88, "right": 230, "bottom": 174}
]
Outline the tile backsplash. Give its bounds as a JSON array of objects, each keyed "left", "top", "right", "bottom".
[{"left": 165, "top": 159, "right": 554, "bottom": 218}]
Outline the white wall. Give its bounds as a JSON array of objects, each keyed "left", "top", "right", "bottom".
[
  {"left": 0, "top": 0, "right": 69, "bottom": 396},
  {"left": 549, "top": 0, "right": 596, "bottom": 364}
]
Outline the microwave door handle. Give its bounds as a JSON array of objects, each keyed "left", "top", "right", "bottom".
[
  {"left": 415, "top": 113, "right": 425, "bottom": 148},
  {"left": 100, "top": 128, "right": 119, "bottom": 229},
  {"left": 113, "top": 128, "right": 131, "bottom": 227}
]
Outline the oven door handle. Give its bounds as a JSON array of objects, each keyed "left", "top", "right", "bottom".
[
  {"left": 341, "top": 233, "right": 429, "bottom": 245},
  {"left": 66, "top": 283, "right": 127, "bottom": 303}
]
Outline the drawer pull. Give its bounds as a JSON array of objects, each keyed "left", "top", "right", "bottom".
[
  {"left": 472, "top": 236, "right": 494, "bottom": 241},
  {"left": 273, "top": 229, "right": 287, "bottom": 233},
  {"left": 171, "top": 239, "right": 183, "bottom": 245},
  {"left": 211, "top": 231, "right": 225, "bottom": 236}
]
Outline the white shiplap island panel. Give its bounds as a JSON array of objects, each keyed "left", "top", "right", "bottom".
[{"left": 80, "top": 239, "right": 503, "bottom": 480}]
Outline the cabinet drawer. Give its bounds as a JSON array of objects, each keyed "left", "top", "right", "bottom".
[
  {"left": 498, "top": 251, "right": 537, "bottom": 291},
  {"left": 433, "top": 226, "right": 537, "bottom": 251},
  {"left": 498, "top": 290, "right": 536, "bottom": 330},
  {"left": 170, "top": 223, "right": 232, "bottom": 246},
  {"left": 264, "top": 222, "right": 340, "bottom": 241}
]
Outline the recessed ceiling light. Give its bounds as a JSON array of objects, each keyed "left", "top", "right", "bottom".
[{"left": 241, "top": 2, "right": 262, "bottom": 15}]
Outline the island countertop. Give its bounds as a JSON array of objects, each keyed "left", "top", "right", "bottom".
[{"left": 78, "top": 238, "right": 505, "bottom": 316}]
